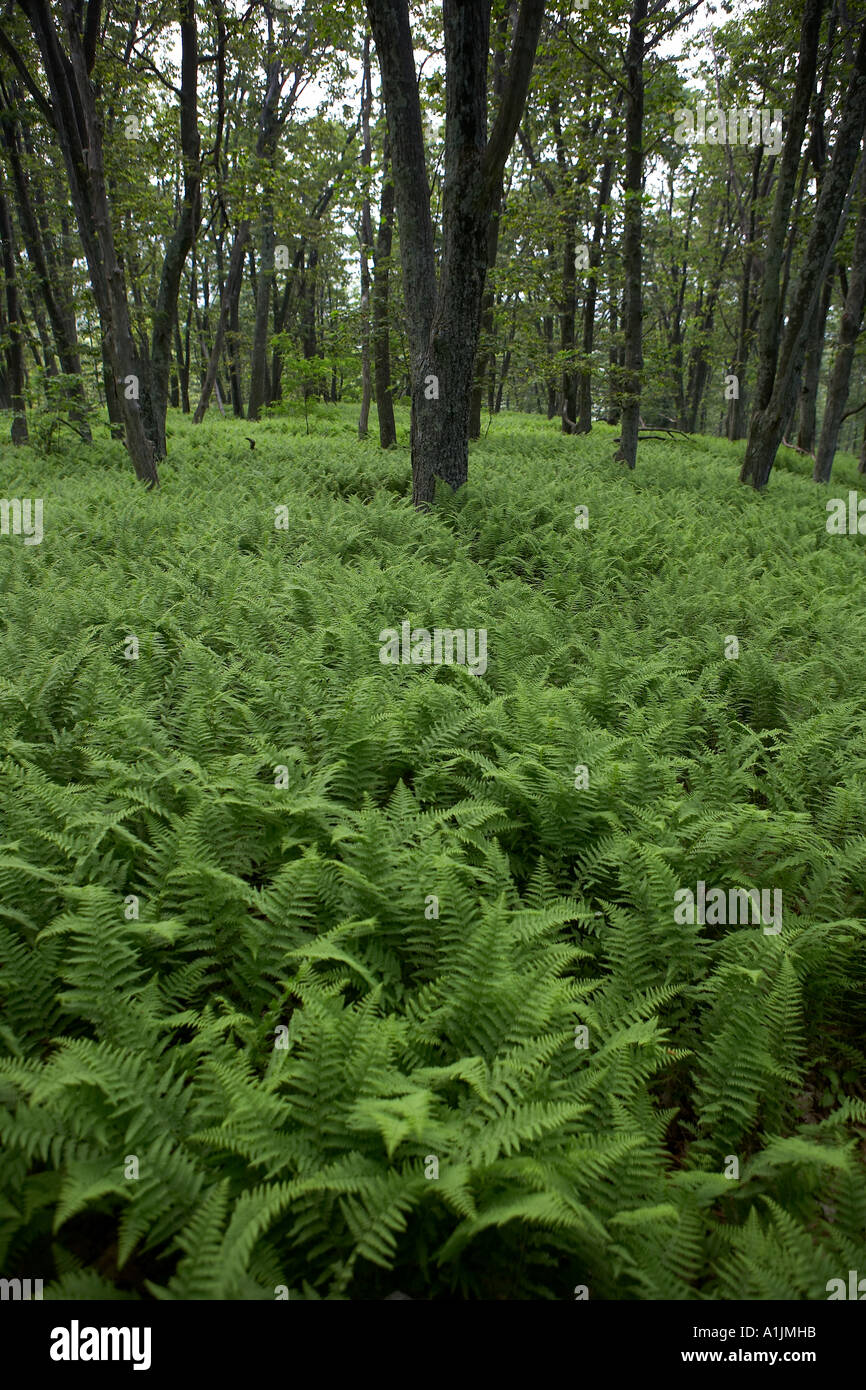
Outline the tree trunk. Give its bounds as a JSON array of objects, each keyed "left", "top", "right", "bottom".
[
  {"left": 248, "top": 63, "right": 284, "bottom": 422},
  {"left": 0, "top": 90, "right": 90, "bottom": 437},
  {"left": 726, "top": 146, "right": 764, "bottom": 440},
  {"left": 0, "top": 182, "right": 28, "bottom": 442},
  {"left": 613, "top": 0, "right": 647, "bottom": 468},
  {"left": 815, "top": 157, "right": 866, "bottom": 482},
  {"left": 358, "top": 35, "right": 374, "bottom": 439},
  {"left": 147, "top": 0, "right": 200, "bottom": 457},
  {"left": 372, "top": 134, "right": 397, "bottom": 447},
  {"left": 23, "top": 0, "right": 157, "bottom": 484},
  {"left": 367, "top": 0, "right": 545, "bottom": 506},
  {"left": 545, "top": 245, "right": 557, "bottom": 417},
  {"left": 796, "top": 266, "right": 833, "bottom": 452},
  {"left": 554, "top": 103, "right": 578, "bottom": 435},
  {"left": 738, "top": 0, "right": 827, "bottom": 486},
  {"left": 194, "top": 221, "right": 250, "bottom": 423},
  {"left": 741, "top": 12, "right": 866, "bottom": 487},
  {"left": 575, "top": 151, "right": 613, "bottom": 433}
]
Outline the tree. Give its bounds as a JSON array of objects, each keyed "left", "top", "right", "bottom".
[
  {"left": 366, "top": 0, "right": 546, "bottom": 507},
  {"left": 19, "top": 0, "right": 159, "bottom": 483},
  {"left": 814, "top": 154, "right": 866, "bottom": 482},
  {"left": 739, "top": 2, "right": 866, "bottom": 488}
]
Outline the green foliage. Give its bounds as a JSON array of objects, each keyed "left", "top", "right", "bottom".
[
  {"left": 24, "top": 370, "right": 94, "bottom": 455},
  {"left": 0, "top": 408, "right": 864, "bottom": 1298}
]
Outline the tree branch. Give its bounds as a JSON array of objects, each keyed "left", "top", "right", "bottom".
[{"left": 0, "top": 25, "right": 53, "bottom": 122}]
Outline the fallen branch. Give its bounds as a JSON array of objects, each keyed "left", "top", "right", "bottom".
[{"left": 781, "top": 437, "right": 816, "bottom": 461}]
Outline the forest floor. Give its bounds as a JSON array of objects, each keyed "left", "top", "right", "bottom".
[{"left": 0, "top": 406, "right": 865, "bottom": 1299}]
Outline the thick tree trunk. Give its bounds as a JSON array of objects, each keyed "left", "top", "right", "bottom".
[
  {"left": 23, "top": 0, "right": 157, "bottom": 484},
  {"left": 613, "top": 0, "right": 647, "bottom": 468},
  {"left": 739, "top": 0, "right": 827, "bottom": 486},
  {"left": 368, "top": 0, "right": 545, "bottom": 506},
  {"left": 741, "top": 13, "right": 866, "bottom": 487},
  {"left": 815, "top": 158, "right": 866, "bottom": 482}
]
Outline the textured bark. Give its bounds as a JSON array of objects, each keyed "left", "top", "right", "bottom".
[
  {"left": 613, "top": 0, "right": 647, "bottom": 469},
  {"left": 367, "top": 0, "right": 545, "bottom": 506},
  {"left": 741, "top": 9, "right": 866, "bottom": 487},
  {"left": 0, "top": 87, "right": 89, "bottom": 436},
  {"left": 22, "top": 0, "right": 157, "bottom": 483},
  {"left": 815, "top": 158, "right": 866, "bottom": 482},
  {"left": 739, "top": 0, "right": 826, "bottom": 486}
]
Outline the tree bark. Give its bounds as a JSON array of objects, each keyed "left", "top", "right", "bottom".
[
  {"left": 741, "top": 11, "right": 866, "bottom": 487},
  {"left": 367, "top": 0, "right": 546, "bottom": 506},
  {"left": 0, "top": 84, "right": 90, "bottom": 437},
  {"left": 814, "top": 157, "right": 866, "bottom": 482},
  {"left": 21, "top": 0, "right": 157, "bottom": 483},
  {"left": 0, "top": 180, "right": 28, "bottom": 442},
  {"left": 738, "top": 0, "right": 827, "bottom": 486},
  {"left": 613, "top": 0, "right": 647, "bottom": 469}
]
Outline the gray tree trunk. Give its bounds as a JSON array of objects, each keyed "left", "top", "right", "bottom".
[
  {"left": 613, "top": 0, "right": 647, "bottom": 469},
  {"left": 739, "top": 0, "right": 827, "bottom": 486},
  {"left": 815, "top": 157, "right": 866, "bottom": 482},
  {"left": 367, "top": 0, "right": 545, "bottom": 506}
]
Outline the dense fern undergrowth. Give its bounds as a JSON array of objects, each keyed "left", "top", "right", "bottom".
[{"left": 1, "top": 405, "right": 865, "bottom": 1300}]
